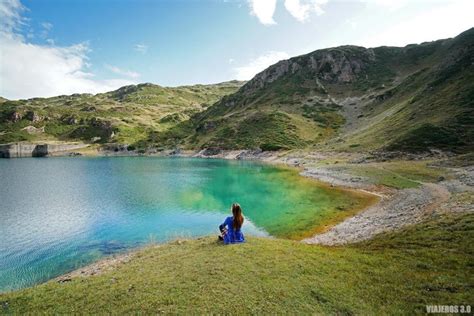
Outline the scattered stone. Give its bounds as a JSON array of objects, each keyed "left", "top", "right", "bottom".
[
  {"left": 21, "top": 126, "right": 45, "bottom": 134},
  {"left": 9, "top": 111, "right": 22, "bottom": 122},
  {"left": 168, "top": 148, "right": 181, "bottom": 156},
  {"left": 67, "top": 152, "right": 82, "bottom": 157},
  {"left": 57, "top": 277, "right": 72, "bottom": 283},
  {"left": 25, "top": 111, "right": 42, "bottom": 123},
  {"left": 62, "top": 115, "right": 78, "bottom": 125},
  {"left": 303, "top": 182, "right": 451, "bottom": 246},
  {"left": 1, "top": 301, "right": 9, "bottom": 311},
  {"left": 196, "top": 121, "right": 217, "bottom": 132},
  {"left": 81, "top": 106, "right": 97, "bottom": 112},
  {"left": 201, "top": 147, "right": 221, "bottom": 156}
]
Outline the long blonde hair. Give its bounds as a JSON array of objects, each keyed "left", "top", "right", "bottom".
[{"left": 232, "top": 203, "right": 244, "bottom": 230}]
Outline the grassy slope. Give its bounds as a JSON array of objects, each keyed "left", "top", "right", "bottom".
[
  {"left": 341, "top": 30, "right": 474, "bottom": 153},
  {"left": 1, "top": 212, "right": 472, "bottom": 314},
  {"left": 335, "top": 160, "right": 449, "bottom": 189},
  {"left": 0, "top": 81, "right": 244, "bottom": 145},
  {"left": 1, "top": 30, "right": 472, "bottom": 153},
  {"left": 154, "top": 28, "right": 473, "bottom": 153}
]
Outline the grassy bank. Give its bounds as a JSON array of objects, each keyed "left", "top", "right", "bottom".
[{"left": 1, "top": 212, "right": 472, "bottom": 314}]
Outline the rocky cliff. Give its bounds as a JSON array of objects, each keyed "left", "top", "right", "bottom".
[{"left": 0, "top": 143, "right": 89, "bottom": 158}]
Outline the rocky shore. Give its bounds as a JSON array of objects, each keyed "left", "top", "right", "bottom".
[
  {"left": 179, "top": 149, "right": 474, "bottom": 245},
  {"left": 2, "top": 143, "right": 472, "bottom": 246},
  {"left": 37, "top": 147, "right": 471, "bottom": 287},
  {"left": 0, "top": 142, "right": 89, "bottom": 158}
]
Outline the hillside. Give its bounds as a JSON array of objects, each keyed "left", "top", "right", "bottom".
[
  {"left": 1, "top": 212, "right": 472, "bottom": 314},
  {"left": 0, "top": 81, "right": 244, "bottom": 146},
  {"left": 1, "top": 29, "right": 473, "bottom": 154},
  {"left": 156, "top": 28, "right": 474, "bottom": 153}
]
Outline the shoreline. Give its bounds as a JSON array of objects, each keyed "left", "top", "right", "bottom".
[
  {"left": 3, "top": 148, "right": 473, "bottom": 291},
  {"left": 6, "top": 146, "right": 473, "bottom": 244}
]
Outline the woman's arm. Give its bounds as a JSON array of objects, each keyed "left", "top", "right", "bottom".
[
  {"left": 219, "top": 223, "right": 226, "bottom": 232},
  {"left": 219, "top": 217, "right": 231, "bottom": 232}
]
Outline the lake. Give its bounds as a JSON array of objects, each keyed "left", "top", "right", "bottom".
[{"left": 0, "top": 157, "right": 373, "bottom": 292}]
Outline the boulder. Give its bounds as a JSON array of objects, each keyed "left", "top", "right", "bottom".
[
  {"left": 201, "top": 147, "right": 221, "bottom": 156},
  {"left": 21, "top": 125, "right": 45, "bottom": 134},
  {"left": 81, "top": 106, "right": 97, "bottom": 112},
  {"left": 9, "top": 111, "right": 22, "bottom": 122},
  {"left": 60, "top": 115, "right": 78, "bottom": 125},
  {"left": 25, "top": 111, "right": 43, "bottom": 123},
  {"left": 196, "top": 121, "right": 217, "bottom": 133}
]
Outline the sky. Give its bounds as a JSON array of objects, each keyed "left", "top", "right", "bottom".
[{"left": 0, "top": 0, "right": 473, "bottom": 100}]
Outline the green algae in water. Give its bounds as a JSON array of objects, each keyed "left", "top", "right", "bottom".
[{"left": 177, "top": 161, "right": 377, "bottom": 240}]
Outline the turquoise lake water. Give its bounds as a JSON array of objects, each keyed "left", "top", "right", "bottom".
[{"left": 0, "top": 157, "right": 365, "bottom": 292}]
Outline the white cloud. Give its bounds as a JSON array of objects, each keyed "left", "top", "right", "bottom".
[
  {"left": 0, "top": 36, "right": 136, "bottom": 99},
  {"left": 105, "top": 64, "right": 140, "bottom": 79},
  {"left": 358, "top": 0, "right": 474, "bottom": 47},
  {"left": 41, "top": 21, "right": 53, "bottom": 30},
  {"left": 248, "top": 0, "right": 277, "bottom": 25},
  {"left": 360, "top": 0, "right": 409, "bottom": 11},
  {"left": 134, "top": 43, "right": 148, "bottom": 53},
  {"left": 0, "top": 0, "right": 137, "bottom": 100},
  {"left": 0, "top": 0, "right": 26, "bottom": 33},
  {"left": 40, "top": 21, "right": 53, "bottom": 39},
  {"left": 284, "top": 0, "right": 328, "bottom": 22},
  {"left": 248, "top": 0, "right": 329, "bottom": 25},
  {"left": 233, "top": 51, "right": 289, "bottom": 80}
]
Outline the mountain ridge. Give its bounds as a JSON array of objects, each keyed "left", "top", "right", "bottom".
[
  {"left": 155, "top": 27, "right": 473, "bottom": 153},
  {"left": 1, "top": 28, "right": 473, "bottom": 154}
]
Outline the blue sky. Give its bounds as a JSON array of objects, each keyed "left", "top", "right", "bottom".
[{"left": 1, "top": 0, "right": 473, "bottom": 99}]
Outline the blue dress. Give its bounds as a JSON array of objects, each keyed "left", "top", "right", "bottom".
[{"left": 219, "top": 216, "right": 245, "bottom": 244}]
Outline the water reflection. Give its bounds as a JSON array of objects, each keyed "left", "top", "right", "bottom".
[{"left": 0, "top": 158, "right": 271, "bottom": 291}]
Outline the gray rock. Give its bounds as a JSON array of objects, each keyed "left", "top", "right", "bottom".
[
  {"left": 201, "top": 147, "right": 221, "bottom": 156},
  {"left": 9, "top": 111, "right": 22, "bottom": 122},
  {"left": 25, "top": 111, "right": 42, "bottom": 123}
]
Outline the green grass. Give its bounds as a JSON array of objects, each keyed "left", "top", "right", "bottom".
[
  {"left": 202, "top": 111, "right": 308, "bottom": 150},
  {"left": 0, "top": 81, "right": 244, "bottom": 145},
  {"left": 329, "top": 160, "right": 449, "bottom": 189},
  {"left": 1, "top": 212, "right": 472, "bottom": 314},
  {"left": 387, "top": 123, "right": 466, "bottom": 153},
  {"left": 379, "top": 160, "right": 449, "bottom": 183},
  {"left": 350, "top": 165, "right": 421, "bottom": 188}
]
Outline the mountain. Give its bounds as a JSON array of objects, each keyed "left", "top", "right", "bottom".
[
  {"left": 156, "top": 28, "right": 474, "bottom": 153},
  {"left": 0, "top": 81, "right": 244, "bottom": 145},
  {"left": 1, "top": 28, "right": 473, "bottom": 154}
]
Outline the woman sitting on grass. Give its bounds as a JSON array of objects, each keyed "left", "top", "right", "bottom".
[{"left": 218, "top": 203, "right": 245, "bottom": 244}]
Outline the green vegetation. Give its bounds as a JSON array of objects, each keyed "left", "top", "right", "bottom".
[
  {"left": 387, "top": 124, "right": 465, "bottom": 153},
  {"left": 317, "top": 160, "right": 449, "bottom": 189},
  {"left": 146, "top": 28, "right": 473, "bottom": 153},
  {"left": 338, "top": 29, "right": 474, "bottom": 153},
  {"left": 301, "top": 102, "right": 345, "bottom": 129},
  {"left": 347, "top": 165, "right": 421, "bottom": 189},
  {"left": 203, "top": 111, "right": 308, "bottom": 150},
  {"left": 0, "top": 81, "right": 244, "bottom": 145},
  {"left": 1, "top": 29, "right": 473, "bottom": 153},
  {"left": 1, "top": 212, "right": 472, "bottom": 314}
]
